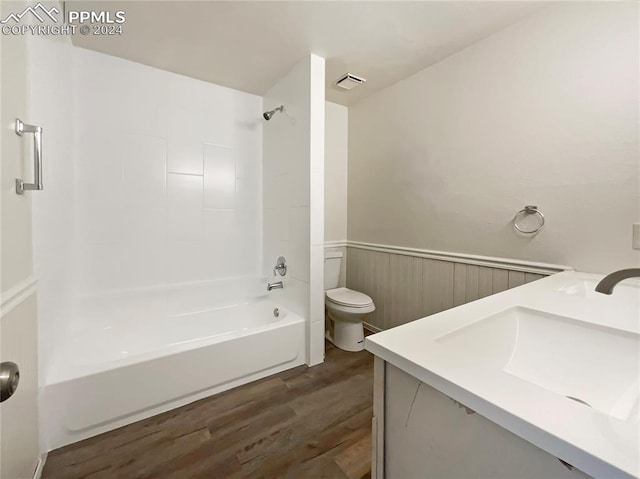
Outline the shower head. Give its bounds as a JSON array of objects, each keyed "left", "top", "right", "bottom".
[{"left": 263, "top": 105, "right": 284, "bottom": 121}]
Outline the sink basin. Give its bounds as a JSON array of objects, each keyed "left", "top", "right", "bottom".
[{"left": 436, "top": 307, "right": 640, "bottom": 421}]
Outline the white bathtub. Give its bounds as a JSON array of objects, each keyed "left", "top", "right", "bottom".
[{"left": 41, "top": 281, "right": 306, "bottom": 450}]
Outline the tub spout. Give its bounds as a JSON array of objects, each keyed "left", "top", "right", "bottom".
[{"left": 267, "top": 281, "right": 283, "bottom": 291}]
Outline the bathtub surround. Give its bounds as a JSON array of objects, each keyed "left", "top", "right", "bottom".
[
  {"left": 28, "top": 40, "right": 324, "bottom": 452},
  {"left": 72, "top": 47, "right": 263, "bottom": 294},
  {"left": 263, "top": 54, "right": 326, "bottom": 366},
  {"left": 29, "top": 43, "right": 264, "bottom": 381},
  {"left": 348, "top": 2, "right": 640, "bottom": 274}
]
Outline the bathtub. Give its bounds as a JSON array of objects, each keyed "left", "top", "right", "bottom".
[{"left": 41, "top": 281, "right": 306, "bottom": 450}]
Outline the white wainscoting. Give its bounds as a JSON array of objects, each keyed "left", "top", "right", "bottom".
[{"left": 325, "top": 241, "right": 571, "bottom": 331}]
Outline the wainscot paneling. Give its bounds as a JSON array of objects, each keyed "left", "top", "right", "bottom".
[{"left": 345, "top": 245, "right": 554, "bottom": 332}]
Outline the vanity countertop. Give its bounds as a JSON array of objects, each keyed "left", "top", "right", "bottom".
[{"left": 365, "top": 271, "right": 640, "bottom": 479}]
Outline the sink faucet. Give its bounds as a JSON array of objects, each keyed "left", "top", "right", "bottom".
[
  {"left": 267, "top": 281, "right": 283, "bottom": 291},
  {"left": 595, "top": 268, "right": 640, "bottom": 295}
]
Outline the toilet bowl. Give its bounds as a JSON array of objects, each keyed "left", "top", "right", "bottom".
[{"left": 324, "top": 252, "right": 376, "bottom": 352}]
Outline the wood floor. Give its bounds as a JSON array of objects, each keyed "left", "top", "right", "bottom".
[{"left": 42, "top": 342, "right": 374, "bottom": 479}]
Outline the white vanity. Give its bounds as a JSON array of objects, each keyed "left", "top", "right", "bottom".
[{"left": 366, "top": 271, "right": 639, "bottom": 479}]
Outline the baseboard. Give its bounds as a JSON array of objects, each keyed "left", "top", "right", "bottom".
[
  {"left": 33, "top": 453, "right": 47, "bottom": 479},
  {"left": 363, "top": 321, "right": 382, "bottom": 334}
]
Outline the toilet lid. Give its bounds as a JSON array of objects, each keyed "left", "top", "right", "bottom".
[{"left": 326, "top": 287, "right": 373, "bottom": 307}]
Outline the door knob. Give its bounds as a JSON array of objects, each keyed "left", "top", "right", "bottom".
[{"left": 0, "top": 362, "right": 20, "bottom": 403}]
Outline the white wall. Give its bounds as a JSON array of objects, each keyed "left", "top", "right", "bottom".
[
  {"left": 72, "top": 47, "right": 263, "bottom": 295},
  {"left": 325, "top": 101, "right": 348, "bottom": 242},
  {"left": 27, "top": 35, "right": 74, "bottom": 385},
  {"left": 1, "top": 4, "right": 41, "bottom": 473},
  {"left": 263, "top": 54, "right": 325, "bottom": 366},
  {"left": 348, "top": 2, "right": 639, "bottom": 274}
]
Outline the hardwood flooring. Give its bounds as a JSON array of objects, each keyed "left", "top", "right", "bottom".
[{"left": 42, "top": 342, "right": 374, "bottom": 479}]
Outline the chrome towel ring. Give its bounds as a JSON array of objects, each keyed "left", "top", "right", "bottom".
[{"left": 513, "top": 205, "right": 545, "bottom": 234}]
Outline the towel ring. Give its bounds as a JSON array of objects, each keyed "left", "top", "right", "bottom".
[{"left": 513, "top": 205, "right": 545, "bottom": 234}]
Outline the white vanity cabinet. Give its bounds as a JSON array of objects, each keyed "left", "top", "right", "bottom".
[
  {"left": 372, "top": 357, "right": 591, "bottom": 479},
  {"left": 367, "top": 271, "right": 639, "bottom": 479}
]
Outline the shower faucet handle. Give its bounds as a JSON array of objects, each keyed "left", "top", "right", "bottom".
[{"left": 273, "top": 256, "right": 287, "bottom": 276}]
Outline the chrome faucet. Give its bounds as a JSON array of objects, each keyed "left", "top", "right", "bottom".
[
  {"left": 267, "top": 281, "right": 283, "bottom": 291},
  {"left": 595, "top": 268, "right": 640, "bottom": 295}
]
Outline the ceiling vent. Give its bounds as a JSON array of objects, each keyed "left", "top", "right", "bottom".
[{"left": 334, "top": 73, "right": 367, "bottom": 91}]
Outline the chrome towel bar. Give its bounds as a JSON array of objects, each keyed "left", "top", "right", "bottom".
[{"left": 15, "top": 118, "right": 43, "bottom": 195}]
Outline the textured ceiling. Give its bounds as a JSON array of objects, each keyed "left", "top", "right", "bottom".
[{"left": 69, "top": 1, "right": 546, "bottom": 105}]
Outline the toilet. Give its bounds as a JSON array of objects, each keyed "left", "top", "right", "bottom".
[{"left": 324, "top": 251, "right": 375, "bottom": 352}]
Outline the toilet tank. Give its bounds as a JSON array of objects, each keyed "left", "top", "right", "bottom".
[{"left": 324, "top": 251, "right": 343, "bottom": 290}]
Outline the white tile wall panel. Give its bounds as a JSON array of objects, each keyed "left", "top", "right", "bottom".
[
  {"left": 204, "top": 144, "right": 236, "bottom": 209},
  {"left": 67, "top": 48, "right": 263, "bottom": 295},
  {"left": 167, "top": 173, "right": 203, "bottom": 242},
  {"left": 263, "top": 55, "right": 325, "bottom": 366},
  {"left": 122, "top": 135, "right": 167, "bottom": 209}
]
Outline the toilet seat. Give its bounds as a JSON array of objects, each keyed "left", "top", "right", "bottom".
[{"left": 326, "top": 287, "right": 373, "bottom": 308}]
